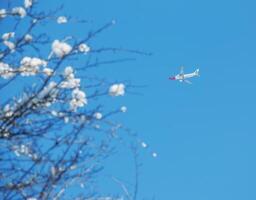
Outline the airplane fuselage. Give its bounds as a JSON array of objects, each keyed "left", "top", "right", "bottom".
[
  {"left": 175, "top": 72, "right": 197, "bottom": 80},
  {"left": 169, "top": 69, "right": 199, "bottom": 83}
]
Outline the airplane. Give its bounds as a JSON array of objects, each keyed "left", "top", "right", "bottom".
[{"left": 169, "top": 66, "right": 200, "bottom": 84}]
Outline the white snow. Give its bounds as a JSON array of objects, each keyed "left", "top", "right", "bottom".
[
  {"left": 24, "top": 0, "right": 33, "bottom": 8},
  {"left": 20, "top": 57, "right": 47, "bottom": 76},
  {"left": 3, "top": 41, "right": 15, "bottom": 51},
  {"left": 120, "top": 106, "right": 127, "bottom": 113},
  {"left": 12, "top": 7, "right": 27, "bottom": 18},
  {"left": 94, "top": 112, "right": 103, "bottom": 120},
  {"left": 109, "top": 83, "right": 125, "bottom": 96},
  {"left": 70, "top": 88, "right": 87, "bottom": 110},
  {"left": 0, "top": 9, "right": 6, "bottom": 18},
  {"left": 78, "top": 43, "right": 90, "bottom": 53},
  {"left": 24, "top": 34, "right": 33, "bottom": 42},
  {"left": 51, "top": 40, "right": 72, "bottom": 58},
  {"left": 57, "top": 16, "right": 68, "bottom": 24},
  {"left": 2, "top": 32, "right": 15, "bottom": 40}
]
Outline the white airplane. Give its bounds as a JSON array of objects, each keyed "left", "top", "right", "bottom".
[{"left": 169, "top": 66, "right": 200, "bottom": 84}]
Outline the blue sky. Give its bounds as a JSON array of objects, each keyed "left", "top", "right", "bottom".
[
  {"left": 3, "top": 0, "right": 256, "bottom": 199},
  {"left": 67, "top": 1, "right": 256, "bottom": 199}
]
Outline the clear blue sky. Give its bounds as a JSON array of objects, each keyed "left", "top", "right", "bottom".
[{"left": 5, "top": 0, "right": 256, "bottom": 199}]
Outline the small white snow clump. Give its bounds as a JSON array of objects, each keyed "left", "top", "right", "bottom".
[
  {"left": 70, "top": 88, "right": 87, "bottom": 110},
  {"left": 24, "top": 0, "right": 33, "bottom": 8},
  {"left": 120, "top": 106, "right": 127, "bottom": 113},
  {"left": 2, "top": 32, "right": 15, "bottom": 40},
  {"left": 60, "top": 76, "right": 80, "bottom": 89},
  {"left": 60, "top": 66, "right": 80, "bottom": 89},
  {"left": 0, "top": 9, "right": 7, "bottom": 18},
  {"left": 109, "top": 83, "right": 125, "bottom": 96},
  {"left": 94, "top": 112, "right": 103, "bottom": 120},
  {"left": 57, "top": 16, "right": 68, "bottom": 24},
  {"left": 152, "top": 152, "right": 157, "bottom": 158},
  {"left": 51, "top": 40, "right": 72, "bottom": 58},
  {"left": 24, "top": 34, "right": 33, "bottom": 42},
  {"left": 20, "top": 57, "right": 47, "bottom": 76},
  {"left": 0, "top": 62, "right": 14, "bottom": 79},
  {"left": 141, "top": 142, "right": 147, "bottom": 148},
  {"left": 4, "top": 104, "right": 13, "bottom": 117},
  {"left": 78, "top": 43, "right": 90, "bottom": 53},
  {"left": 43, "top": 68, "right": 53, "bottom": 76},
  {"left": 51, "top": 110, "right": 58, "bottom": 117},
  {"left": 12, "top": 7, "right": 27, "bottom": 18},
  {"left": 3, "top": 41, "right": 15, "bottom": 51},
  {"left": 13, "top": 144, "right": 30, "bottom": 157},
  {"left": 63, "top": 66, "right": 73, "bottom": 77}
]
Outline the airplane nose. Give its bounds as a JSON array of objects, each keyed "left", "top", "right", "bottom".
[{"left": 169, "top": 77, "right": 175, "bottom": 80}]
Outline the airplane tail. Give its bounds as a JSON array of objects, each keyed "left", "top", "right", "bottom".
[{"left": 194, "top": 69, "right": 200, "bottom": 76}]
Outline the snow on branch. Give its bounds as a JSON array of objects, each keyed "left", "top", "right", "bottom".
[{"left": 0, "top": 1, "right": 155, "bottom": 200}]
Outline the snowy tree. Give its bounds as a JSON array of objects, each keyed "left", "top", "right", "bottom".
[{"left": 0, "top": 1, "right": 155, "bottom": 200}]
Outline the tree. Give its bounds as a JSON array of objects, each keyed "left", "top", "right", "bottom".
[{"left": 0, "top": 1, "right": 154, "bottom": 200}]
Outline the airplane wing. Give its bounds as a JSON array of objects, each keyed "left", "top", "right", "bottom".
[{"left": 184, "top": 79, "right": 192, "bottom": 84}]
